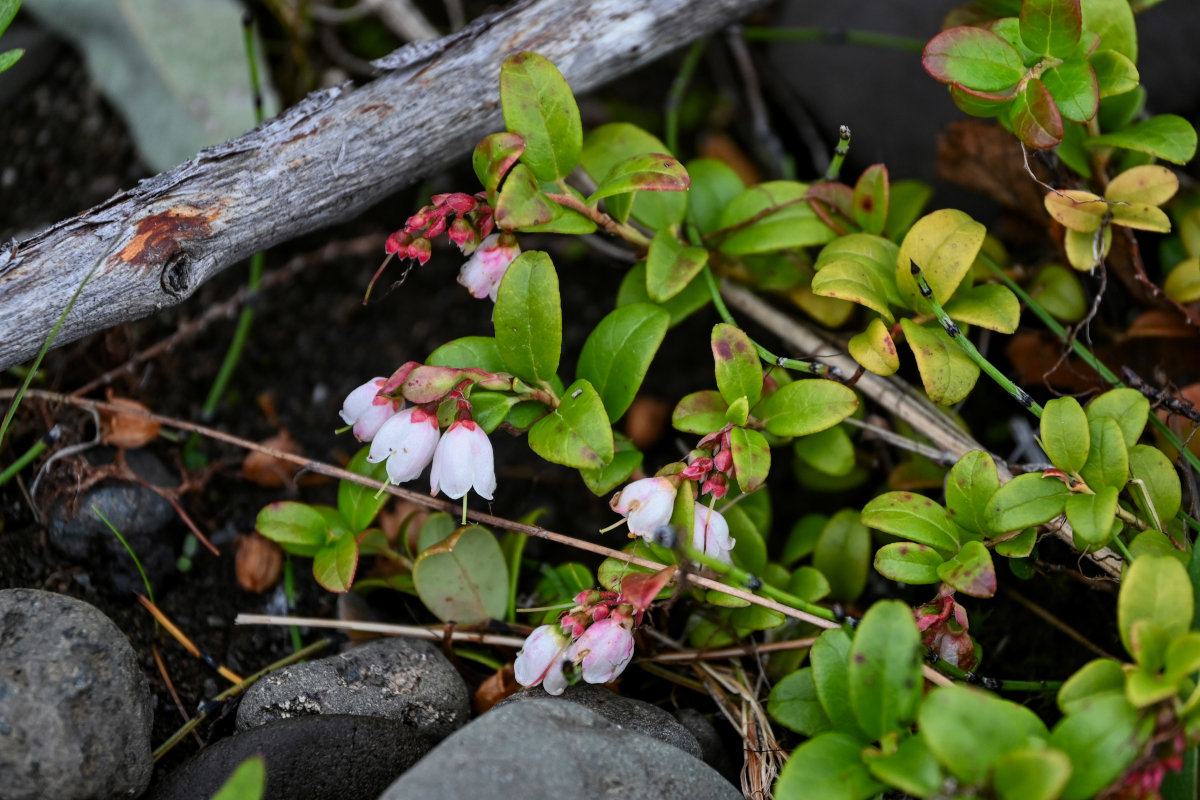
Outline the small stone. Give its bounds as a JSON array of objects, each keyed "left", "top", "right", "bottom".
[
  {"left": 379, "top": 699, "right": 742, "bottom": 800},
  {"left": 236, "top": 637, "right": 469, "bottom": 741},
  {"left": 674, "top": 708, "right": 737, "bottom": 780},
  {"left": 0, "top": 588, "right": 153, "bottom": 800}
]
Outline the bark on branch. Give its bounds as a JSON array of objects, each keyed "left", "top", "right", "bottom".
[{"left": 0, "top": 0, "right": 770, "bottom": 371}]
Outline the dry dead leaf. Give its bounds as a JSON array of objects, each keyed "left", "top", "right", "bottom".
[{"left": 99, "top": 395, "right": 161, "bottom": 448}]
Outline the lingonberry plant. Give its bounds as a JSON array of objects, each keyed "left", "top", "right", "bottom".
[{"left": 253, "top": 1, "right": 1200, "bottom": 797}]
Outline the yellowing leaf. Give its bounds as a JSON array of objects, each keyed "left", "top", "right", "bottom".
[
  {"left": 1105, "top": 165, "right": 1179, "bottom": 206},
  {"left": 1108, "top": 202, "right": 1171, "bottom": 233},
  {"left": 1044, "top": 189, "right": 1107, "bottom": 233},
  {"left": 1164, "top": 257, "right": 1200, "bottom": 303},
  {"left": 1064, "top": 226, "right": 1111, "bottom": 271},
  {"left": 896, "top": 209, "right": 986, "bottom": 308},
  {"left": 849, "top": 318, "right": 900, "bottom": 375},
  {"left": 901, "top": 319, "right": 980, "bottom": 405}
]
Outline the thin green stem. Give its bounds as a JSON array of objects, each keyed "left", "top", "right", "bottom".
[
  {"left": 0, "top": 434, "right": 49, "bottom": 487},
  {"left": 283, "top": 556, "right": 302, "bottom": 653},
  {"left": 928, "top": 656, "right": 1063, "bottom": 692},
  {"left": 741, "top": 26, "right": 926, "bottom": 53},
  {"left": 1110, "top": 533, "right": 1135, "bottom": 563},
  {"left": 544, "top": 192, "right": 652, "bottom": 248},
  {"left": 910, "top": 261, "right": 1043, "bottom": 416},
  {"left": 665, "top": 38, "right": 707, "bottom": 156},
  {"left": 93, "top": 506, "right": 155, "bottom": 605},
  {"left": 825, "top": 125, "right": 851, "bottom": 182}
]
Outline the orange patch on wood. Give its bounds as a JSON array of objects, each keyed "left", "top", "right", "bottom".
[{"left": 111, "top": 206, "right": 217, "bottom": 273}]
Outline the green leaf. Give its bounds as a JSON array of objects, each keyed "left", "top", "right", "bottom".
[
  {"left": 1050, "top": 694, "right": 1142, "bottom": 800},
  {"left": 1090, "top": 49, "right": 1139, "bottom": 98},
  {"left": 729, "top": 427, "right": 770, "bottom": 493},
  {"left": 579, "top": 123, "right": 685, "bottom": 228},
  {"left": 518, "top": 193, "right": 597, "bottom": 235},
  {"left": 671, "top": 390, "right": 729, "bottom": 435},
  {"left": 1030, "top": 264, "right": 1087, "bottom": 322},
  {"left": 1086, "top": 387, "right": 1149, "bottom": 448},
  {"left": 782, "top": 514, "right": 826, "bottom": 566},
  {"left": 769, "top": 667, "right": 833, "bottom": 736},
  {"left": 717, "top": 181, "right": 835, "bottom": 255},
  {"left": 1166, "top": 257, "right": 1200, "bottom": 304},
  {"left": 848, "top": 600, "right": 924, "bottom": 740},
  {"left": 685, "top": 157, "right": 745, "bottom": 236},
  {"left": 993, "top": 747, "right": 1073, "bottom": 800},
  {"left": 874, "top": 542, "right": 944, "bottom": 584},
  {"left": 580, "top": 435, "right": 642, "bottom": 496},
  {"left": 942, "top": 283, "right": 1021, "bottom": 333},
  {"left": 865, "top": 734, "right": 944, "bottom": 798},
  {"left": 1079, "top": 0, "right": 1137, "bottom": 62},
  {"left": 1087, "top": 114, "right": 1198, "bottom": 165},
  {"left": 986, "top": 472, "right": 1071, "bottom": 534},
  {"left": 1009, "top": 78, "right": 1064, "bottom": 148},
  {"left": 848, "top": 318, "right": 900, "bottom": 376},
  {"left": 852, "top": 164, "right": 889, "bottom": 235},
  {"left": 211, "top": 756, "right": 265, "bottom": 800},
  {"left": 725, "top": 503, "right": 768, "bottom": 575},
  {"left": 946, "top": 450, "right": 1002, "bottom": 536},
  {"left": 576, "top": 304, "right": 669, "bottom": 423},
  {"left": 995, "top": 527, "right": 1037, "bottom": 557},
  {"left": 617, "top": 261, "right": 711, "bottom": 327},
  {"left": 1043, "top": 60, "right": 1099, "bottom": 124},
  {"left": 937, "top": 540, "right": 997, "bottom": 598},
  {"left": 336, "top": 447, "right": 389, "bottom": 533},
  {"left": 922, "top": 26, "right": 1025, "bottom": 92},
  {"left": 472, "top": 131, "right": 525, "bottom": 197},
  {"left": 494, "top": 162, "right": 554, "bottom": 230},
  {"left": 0, "top": 0, "right": 20, "bottom": 35},
  {"left": 587, "top": 153, "right": 689, "bottom": 202},
  {"left": 462, "top": 392, "right": 517, "bottom": 434},
  {"left": 775, "top": 732, "right": 882, "bottom": 800},
  {"left": 711, "top": 324, "right": 763, "bottom": 408},
  {"left": 900, "top": 319, "right": 981, "bottom": 405},
  {"left": 0, "top": 47, "right": 22, "bottom": 73},
  {"left": 1128, "top": 444, "right": 1182, "bottom": 527},
  {"left": 1063, "top": 224, "right": 1112, "bottom": 271},
  {"left": 494, "top": 251, "right": 561, "bottom": 383},
  {"left": 1041, "top": 396, "right": 1091, "bottom": 473},
  {"left": 884, "top": 180, "right": 933, "bottom": 240},
  {"left": 255, "top": 501, "right": 330, "bottom": 557},
  {"left": 1019, "top": 0, "right": 1083, "bottom": 57},
  {"left": 896, "top": 210, "right": 986, "bottom": 308},
  {"left": 1066, "top": 486, "right": 1119, "bottom": 547},
  {"left": 427, "top": 336, "right": 506, "bottom": 373},
  {"left": 415, "top": 511, "right": 457, "bottom": 554},
  {"left": 788, "top": 565, "right": 832, "bottom": 602},
  {"left": 861, "top": 491, "right": 963, "bottom": 553},
  {"left": 811, "top": 628, "right": 870, "bottom": 739},
  {"left": 751, "top": 379, "right": 859, "bottom": 438},
  {"left": 527, "top": 379, "right": 614, "bottom": 470},
  {"left": 918, "top": 685, "right": 1048, "bottom": 785},
  {"left": 312, "top": 532, "right": 358, "bottom": 592},
  {"left": 794, "top": 425, "right": 856, "bottom": 477},
  {"left": 1078, "top": 416, "right": 1129, "bottom": 489},
  {"left": 413, "top": 525, "right": 509, "bottom": 623},
  {"left": 645, "top": 229, "right": 709, "bottom": 303},
  {"left": 813, "top": 510, "right": 871, "bottom": 603},
  {"left": 1057, "top": 658, "right": 1126, "bottom": 714},
  {"left": 499, "top": 52, "right": 581, "bottom": 181},
  {"left": 1119, "top": 554, "right": 1194, "bottom": 662},
  {"left": 811, "top": 258, "right": 895, "bottom": 321}
]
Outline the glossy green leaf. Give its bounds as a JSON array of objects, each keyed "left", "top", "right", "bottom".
[
  {"left": 711, "top": 324, "right": 763, "bottom": 407},
  {"left": 852, "top": 163, "right": 889, "bottom": 234},
  {"left": 896, "top": 209, "right": 987, "bottom": 307},
  {"left": 337, "top": 447, "right": 390, "bottom": 533},
  {"left": 769, "top": 667, "right": 833, "bottom": 736},
  {"left": 685, "top": 157, "right": 745, "bottom": 235},
  {"left": 500, "top": 52, "right": 581, "bottom": 181},
  {"left": 1057, "top": 658, "right": 1126, "bottom": 714},
  {"left": 782, "top": 514, "right": 826, "bottom": 566},
  {"left": 1019, "top": 0, "right": 1082, "bottom": 57},
  {"left": 463, "top": 392, "right": 517, "bottom": 434},
  {"left": 671, "top": 390, "right": 728, "bottom": 435},
  {"left": 918, "top": 685, "right": 1048, "bottom": 785},
  {"left": 995, "top": 527, "right": 1037, "bottom": 557},
  {"left": 617, "top": 261, "right": 711, "bottom": 327},
  {"left": 751, "top": 379, "right": 859, "bottom": 438},
  {"left": 1090, "top": 49, "right": 1139, "bottom": 97},
  {"left": 413, "top": 525, "right": 508, "bottom": 623},
  {"left": 717, "top": 181, "right": 835, "bottom": 255},
  {"left": 986, "top": 472, "right": 1071, "bottom": 534},
  {"left": 1128, "top": 444, "right": 1182, "bottom": 527},
  {"left": 774, "top": 732, "right": 882, "bottom": 800},
  {"left": 922, "top": 26, "right": 1025, "bottom": 92},
  {"left": 580, "top": 435, "right": 643, "bottom": 496},
  {"left": 1165, "top": 257, "right": 1200, "bottom": 303},
  {"left": 1050, "top": 694, "right": 1142, "bottom": 800},
  {"left": 312, "top": 531, "right": 358, "bottom": 592},
  {"left": 1099, "top": 86, "right": 1146, "bottom": 135},
  {"left": 520, "top": 187, "right": 597, "bottom": 235},
  {"left": 1044, "top": 189, "right": 1107, "bottom": 233},
  {"left": 723, "top": 503, "right": 767, "bottom": 576},
  {"left": 865, "top": 734, "right": 944, "bottom": 798},
  {"left": 1041, "top": 396, "right": 1090, "bottom": 473},
  {"left": 1009, "top": 78, "right": 1064, "bottom": 148},
  {"left": 211, "top": 756, "right": 265, "bottom": 800},
  {"left": 1119, "top": 554, "right": 1194, "bottom": 662},
  {"left": 810, "top": 628, "right": 869, "bottom": 739},
  {"left": 937, "top": 540, "right": 997, "bottom": 597},
  {"left": 588, "top": 153, "right": 688, "bottom": 202},
  {"left": 884, "top": 180, "right": 933, "bottom": 240},
  {"left": 1030, "top": 264, "right": 1087, "bottom": 322},
  {"left": 494, "top": 251, "right": 561, "bottom": 383},
  {"left": 946, "top": 450, "right": 1002, "bottom": 536},
  {"left": 794, "top": 425, "right": 856, "bottom": 477},
  {"left": 527, "top": 379, "right": 614, "bottom": 469},
  {"left": 645, "top": 229, "right": 708, "bottom": 303},
  {"left": 1078, "top": 416, "right": 1129, "bottom": 489},
  {"left": 576, "top": 304, "right": 668, "bottom": 423},
  {"left": 861, "top": 491, "right": 962, "bottom": 553},
  {"left": 1042, "top": 60, "right": 1099, "bottom": 123},
  {"left": 815, "top": 233, "right": 901, "bottom": 293},
  {"left": 726, "top": 398, "right": 750, "bottom": 433},
  {"left": 729, "top": 427, "right": 770, "bottom": 493},
  {"left": 1087, "top": 114, "right": 1198, "bottom": 165},
  {"left": 942, "top": 283, "right": 1020, "bottom": 333},
  {"left": 427, "top": 336, "right": 506, "bottom": 373},
  {"left": 788, "top": 565, "right": 832, "bottom": 603},
  {"left": 472, "top": 131, "right": 525, "bottom": 197},
  {"left": 848, "top": 600, "right": 924, "bottom": 740},
  {"left": 813, "top": 510, "right": 871, "bottom": 603},
  {"left": 900, "top": 320, "right": 981, "bottom": 405},
  {"left": 848, "top": 318, "right": 900, "bottom": 376},
  {"left": 1066, "top": 486, "right": 1119, "bottom": 547},
  {"left": 256, "top": 501, "right": 329, "bottom": 557},
  {"left": 580, "top": 123, "right": 685, "bottom": 228},
  {"left": 494, "top": 162, "right": 554, "bottom": 230},
  {"left": 993, "top": 747, "right": 1073, "bottom": 800},
  {"left": 811, "top": 258, "right": 895, "bottom": 321},
  {"left": 1079, "top": 0, "right": 1137, "bottom": 62}
]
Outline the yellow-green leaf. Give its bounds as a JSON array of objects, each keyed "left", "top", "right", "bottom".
[
  {"left": 1105, "top": 164, "right": 1179, "bottom": 206},
  {"left": 1164, "top": 257, "right": 1200, "bottom": 303},
  {"left": 849, "top": 317, "right": 900, "bottom": 376},
  {"left": 1044, "top": 189, "right": 1107, "bottom": 233},
  {"left": 900, "top": 319, "right": 980, "bottom": 405}
]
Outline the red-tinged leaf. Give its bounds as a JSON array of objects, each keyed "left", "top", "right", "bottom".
[
  {"left": 950, "top": 83, "right": 1017, "bottom": 118},
  {"left": 729, "top": 426, "right": 771, "bottom": 493},
  {"left": 712, "top": 324, "right": 763, "bottom": 407},
  {"left": 587, "top": 153, "right": 690, "bottom": 203},
  {"left": 672, "top": 390, "right": 729, "bottom": 435},
  {"left": 923, "top": 26, "right": 1025, "bottom": 93},
  {"left": 1041, "top": 60, "right": 1098, "bottom": 123},
  {"left": 852, "top": 164, "right": 889, "bottom": 235},
  {"left": 403, "top": 365, "right": 490, "bottom": 403},
  {"left": 472, "top": 132, "right": 525, "bottom": 197},
  {"left": 495, "top": 162, "right": 554, "bottom": 230},
  {"left": 936, "top": 540, "right": 997, "bottom": 598},
  {"left": 1009, "top": 79, "right": 1063, "bottom": 149},
  {"left": 621, "top": 566, "right": 677, "bottom": 611},
  {"left": 1019, "top": 0, "right": 1082, "bottom": 57},
  {"left": 805, "top": 181, "right": 857, "bottom": 235}
]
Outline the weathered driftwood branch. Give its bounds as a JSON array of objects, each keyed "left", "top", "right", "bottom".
[{"left": 0, "top": 0, "right": 770, "bottom": 371}]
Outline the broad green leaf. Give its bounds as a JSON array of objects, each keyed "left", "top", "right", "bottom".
[
  {"left": 1098, "top": 85, "right": 1146, "bottom": 132},
  {"left": 717, "top": 181, "right": 835, "bottom": 255},
  {"left": 462, "top": 392, "right": 517, "bottom": 434},
  {"left": 527, "top": 379, "right": 614, "bottom": 469},
  {"left": 922, "top": 26, "right": 1025, "bottom": 92},
  {"left": 617, "top": 261, "right": 711, "bottom": 327},
  {"left": 729, "top": 427, "right": 770, "bottom": 493},
  {"left": 950, "top": 82, "right": 1018, "bottom": 118},
  {"left": 1128, "top": 444, "right": 1181, "bottom": 527},
  {"left": 1066, "top": 486, "right": 1119, "bottom": 547},
  {"left": 472, "top": 132, "right": 525, "bottom": 197},
  {"left": 896, "top": 209, "right": 987, "bottom": 307},
  {"left": 942, "top": 283, "right": 1020, "bottom": 333},
  {"left": 900, "top": 320, "right": 981, "bottom": 405},
  {"left": 848, "top": 318, "right": 900, "bottom": 376},
  {"left": 645, "top": 229, "right": 708, "bottom": 303},
  {"left": 416, "top": 511, "right": 458, "bottom": 554},
  {"left": 1041, "top": 60, "right": 1099, "bottom": 123},
  {"left": 312, "top": 532, "right": 358, "bottom": 592},
  {"left": 588, "top": 153, "right": 688, "bottom": 202},
  {"left": 256, "top": 501, "right": 330, "bottom": 556},
  {"left": 993, "top": 747, "right": 1073, "bottom": 800},
  {"left": 945, "top": 450, "right": 1001, "bottom": 536},
  {"left": 918, "top": 685, "right": 1048, "bottom": 785},
  {"left": 1057, "top": 658, "right": 1126, "bottom": 714},
  {"left": 494, "top": 162, "right": 554, "bottom": 230},
  {"left": 1106, "top": 164, "right": 1179, "bottom": 206},
  {"left": 810, "top": 629, "right": 869, "bottom": 739},
  {"left": 864, "top": 734, "right": 944, "bottom": 798},
  {"left": 1087, "top": 114, "right": 1198, "bottom": 165},
  {"left": 494, "top": 251, "right": 561, "bottom": 383},
  {"left": 580, "top": 435, "right": 642, "bottom": 496},
  {"left": 852, "top": 164, "right": 889, "bottom": 235},
  {"left": 685, "top": 157, "right": 745, "bottom": 235},
  {"left": 774, "top": 732, "right": 882, "bottom": 800},
  {"left": 1079, "top": 0, "right": 1137, "bottom": 62},
  {"left": 1118, "top": 554, "right": 1194, "bottom": 661},
  {"left": 1050, "top": 694, "right": 1141, "bottom": 800},
  {"left": 794, "top": 425, "right": 856, "bottom": 477},
  {"left": 815, "top": 233, "right": 902, "bottom": 290},
  {"left": 1078, "top": 416, "right": 1129, "bottom": 489},
  {"left": 578, "top": 124, "right": 684, "bottom": 228},
  {"left": 1019, "top": 0, "right": 1082, "bottom": 57},
  {"left": 1064, "top": 224, "right": 1112, "bottom": 271},
  {"left": 861, "top": 491, "right": 962, "bottom": 553},
  {"left": 725, "top": 503, "right": 768, "bottom": 575},
  {"left": 782, "top": 514, "right": 826, "bottom": 566},
  {"left": 995, "top": 527, "right": 1037, "bottom": 557},
  {"left": 1009, "top": 78, "right": 1064, "bottom": 148},
  {"left": 1030, "top": 264, "right": 1087, "bottom": 322},
  {"left": 711, "top": 324, "right": 763, "bottom": 407},
  {"left": 1129, "top": 530, "right": 1188, "bottom": 566},
  {"left": 848, "top": 600, "right": 924, "bottom": 740},
  {"left": 768, "top": 667, "right": 833, "bottom": 736},
  {"left": 813, "top": 510, "right": 871, "bottom": 603},
  {"left": 427, "top": 336, "right": 507, "bottom": 373},
  {"left": 1041, "top": 396, "right": 1091, "bottom": 473},
  {"left": 885, "top": 180, "right": 934, "bottom": 240},
  {"left": 986, "top": 472, "right": 1071, "bottom": 534},
  {"left": 576, "top": 304, "right": 669, "bottom": 423},
  {"left": 751, "top": 379, "right": 859, "bottom": 438},
  {"left": 788, "top": 565, "right": 832, "bottom": 603},
  {"left": 337, "top": 447, "right": 390, "bottom": 533},
  {"left": 1165, "top": 632, "right": 1200, "bottom": 682},
  {"left": 503, "top": 398, "right": 550, "bottom": 431},
  {"left": 1090, "top": 49, "right": 1138, "bottom": 97},
  {"left": 937, "top": 540, "right": 997, "bottom": 597},
  {"left": 1165, "top": 257, "right": 1200, "bottom": 303},
  {"left": 518, "top": 193, "right": 597, "bottom": 235},
  {"left": 500, "top": 52, "right": 581, "bottom": 181},
  {"left": 211, "top": 756, "right": 265, "bottom": 800},
  {"left": 414, "top": 525, "right": 508, "bottom": 623},
  {"left": 672, "top": 390, "right": 729, "bottom": 435},
  {"left": 1044, "top": 189, "right": 1107, "bottom": 233},
  {"left": 736, "top": 487, "right": 772, "bottom": 539},
  {"left": 811, "top": 258, "right": 895, "bottom": 321}
]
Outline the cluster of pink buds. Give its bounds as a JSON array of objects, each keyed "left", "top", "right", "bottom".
[
  {"left": 679, "top": 426, "right": 736, "bottom": 499},
  {"left": 608, "top": 476, "right": 735, "bottom": 565},
  {"left": 514, "top": 589, "right": 641, "bottom": 695},
  {"left": 1117, "top": 721, "right": 1186, "bottom": 799},
  {"left": 385, "top": 192, "right": 493, "bottom": 265},
  {"left": 914, "top": 585, "right": 976, "bottom": 670}
]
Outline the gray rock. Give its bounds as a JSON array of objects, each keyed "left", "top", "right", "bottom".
[
  {"left": 380, "top": 699, "right": 742, "bottom": 800},
  {"left": 236, "top": 637, "right": 469, "bottom": 741},
  {"left": 0, "top": 588, "right": 153, "bottom": 800},
  {"left": 146, "top": 714, "right": 431, "bottom": 800},
  {"left": 502, "top": 683, "right": 702, "bottom": 758},
  {"left": 674, "top": 708, "right": 737, "bottom": 780}
]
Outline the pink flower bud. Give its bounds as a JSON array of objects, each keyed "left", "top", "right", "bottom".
[
  {"left": 366, "top": 407, "right": 441, "bottom": 485},
  {"left": 713, "top": 449, "right": 733, "bottom": 473},
  {"left": 385, "top": 231, "right": 410, "bottom": 254},
  {"left": 429, "top": 419, "right": 496, "bottom": 500},
  {"left": 693, "top": 506, "right": 735, "bottom": 565},
  {"left": 424, "top": 215, "right": 448, "bottom": 239},
  {"left": 456, "top": 233, "right": 521, "bottom": 302},
  {"left": 448, "top": 218, "right": 477, "bottom": 251},
  {"left": 340, "top": 378, "right": 402, "bottom": 442},
  {"left": 514, "top": 624, "right": 574, "bottom": 696},
  {"left": 610, "top": 477, "right": 677, "bottom": 539},
  {"left": 570, "top": 616, "right": 635, "bottom": 685},
  {"left": 701, "top": 472, "right": 728, "bottom": 499},
  {"left": 408, "top": 238, "right": 432, "bottom": 265},
  {"left": 444, "top": 193, "right": 478, "bottom": 213},
  {"left": 404, "top": 209, "right": 430, "bottom": 232}
]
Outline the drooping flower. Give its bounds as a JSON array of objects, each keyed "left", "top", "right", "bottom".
[
  {"left": 457, "top": 233, "right": 520, "bottom": 302},
  {"left": 366, "top": 407, "right": 441, "bottom": 484},
  {"left": 570, "top": 615, "right": 635, "bottom": 685},
  {"left": 610, "top": 477, "right": 677, "bottom": 539},
  {"left": 693, "top": 505, "right": 735, "bottom": 565},
  {"left": 340, "top": 378, "right": 402, "bottom": 442},
  {"left": 513, "top": 623, "right": 574, "bottom": 696},
  {"left": 430, "top": 419, "right": 496, "bottom": 500}
]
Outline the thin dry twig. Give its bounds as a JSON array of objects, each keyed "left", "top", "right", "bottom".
[{"left": 236, "top": 614, "right": 528, "bottom": 648}]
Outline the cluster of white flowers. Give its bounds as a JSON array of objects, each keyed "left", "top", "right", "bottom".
[{"left": 609, "top": 477, "right": 735, "bottom": 565}]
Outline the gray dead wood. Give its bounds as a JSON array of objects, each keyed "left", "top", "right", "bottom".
[{"left": 0, "top": 0, "right": 771, "bottom": 371}]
